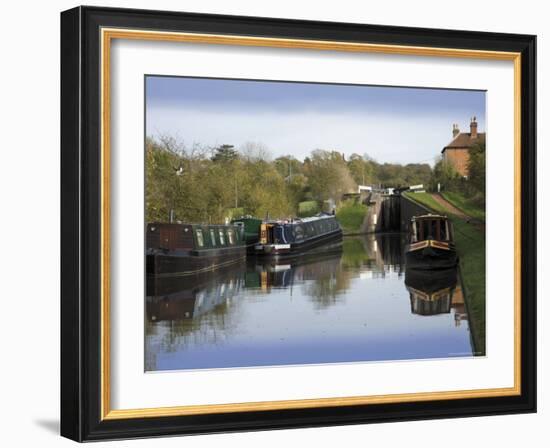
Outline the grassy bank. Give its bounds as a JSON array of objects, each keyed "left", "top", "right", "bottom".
[
  {"left": 403, "top": 192, "right": 486, "bottom": 355},
  {"left": 336, "top": 199, "right": 368, "bottom": 234},
  {"left": 441, "top": 191, "right": 486, "bottom": 221}
]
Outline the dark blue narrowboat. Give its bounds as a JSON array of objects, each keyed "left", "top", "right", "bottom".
[{"left": 253, "top": 213, "right": 342, "bottom": 258}]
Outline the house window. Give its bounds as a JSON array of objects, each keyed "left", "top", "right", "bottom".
[
  {"left": 210, "top": 229, "right": 216, "bottom": 246},
  {"left": 195, "top": 229, "right": 204, "bottom": 247},
  {"left": 219, "top": 230, "right": 226, "bottom": 245}
]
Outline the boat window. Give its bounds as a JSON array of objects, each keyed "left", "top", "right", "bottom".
[
  {"left": 440, "top": 220, "right": 447, "bottom": 240},
  {"left": 196, "top": 229, "right": 204, "bottom": 247},
  {"left": 219, "top": 229, "right": 226, "bottom": 245},
  {"left": 227, "top": 229, "right": 235, "bottom": 245},
  {"left": 210, "top": 229, "right": 216, "bottom": 246},
  {"left": 422, "top": 220, "right": 430, "bottom": 239}
]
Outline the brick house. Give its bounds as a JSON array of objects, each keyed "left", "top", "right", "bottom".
[{"left": 441, "top": 117, "right": 485, "bottom": 177}]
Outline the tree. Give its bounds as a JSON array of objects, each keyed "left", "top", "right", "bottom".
[
  {"left": 211, "top": 144, "right": 238, "bottom": 163},
  {"left": 430, "top": 156, "right": 461, "bottom": 192},
  {"left": 347, "top": 153, "right": 373, "bottom": 186},
  {"left": 240, "top": 141, "right": 272, "bottom": 162},
  {"left": 467, "top": 141, "right": 486, "bottom": 194},
  {"left": 304, "top": 150, "right": 356, "bottom": 203}
]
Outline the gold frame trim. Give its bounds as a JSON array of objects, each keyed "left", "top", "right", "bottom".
[{"left": 100, "top": 28, "right": 522, "bottom": 420}]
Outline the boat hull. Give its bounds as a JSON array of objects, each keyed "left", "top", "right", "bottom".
[
  {"left": 405, "top": 240, "right": 457, "bottom": 270},
  {"left": 147, "top": 246, "right": 246, "bottom": 278},
  {"left": 253, "top": 229, "right": 343, "bottom": 259}
]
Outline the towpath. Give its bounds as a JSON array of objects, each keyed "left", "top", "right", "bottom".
[
  {"left": 430, "top": 194, "right": 469, "bottom": 219},
  {"left": 429, "top": 193, "right": 485, "bottom": 231}
]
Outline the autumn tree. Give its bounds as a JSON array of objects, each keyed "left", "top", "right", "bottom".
[{"left": 304, "top": 150, "right": 356, "bottom": 203}]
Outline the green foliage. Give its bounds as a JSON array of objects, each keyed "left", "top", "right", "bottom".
[
  {"left": 430, "top": 157, "right": 463, "bottom": 192},
  {"left": 346, "top": 154, "right": 431, "bottom": 189},
  {"left": 347, "top": 153, "right": 374, "bottom": 186},
  {"left": 298, "top": 201, "right": 320, "bottom": 217},
  {"left": 211, "top": 144, "right": 238, "bottom": 163},
  {"left": 452, "top": 219, "right": 486, "bottom": 355},
  {"left": 146, "top": 135, "right": 437, "bottom": 226},
  {"left": 227, "top": 208, "right": 245, "bottom": 219},
  {"left": 336, "top": 199, "right": 368, "bottom": 234},
  {"left": 429, "top": 141, "right": 486, "bottom": 215},
  {"left": 467, "top": 141, "right": 486, "bottom": 195},
  {"left": 146, "top": 138, "right": 292, "bottom": 224},
  {"left": 304, "top": 150, "right": 357, "bottom": 202},
  {"left": 375, "top": 162, "right": 432, "bottom": 188},
  {"left": 341, "top": 237, "right": 371, "bottom": 268}
]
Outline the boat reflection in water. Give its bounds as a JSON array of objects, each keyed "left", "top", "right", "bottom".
[
  {"left": 145, "top": 234, "right": 474, "bottom": 371},
  {"left": 405, "top": 268, "right": 469, "bottom": 326}
]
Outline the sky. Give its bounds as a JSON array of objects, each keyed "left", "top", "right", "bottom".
[{"left": 145, "top": 76, "right": 486, "bottom": 165}]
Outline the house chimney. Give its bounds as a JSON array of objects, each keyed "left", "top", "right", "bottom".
[
  {"left": 470, "top": 116, "right": 478, "bottom": 138},
  {"left": 452, "top": 123, "right": 460, "bottom": 138}
]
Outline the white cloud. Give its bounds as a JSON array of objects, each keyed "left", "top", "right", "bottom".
[{"left": 146, "top": 105, "right": 484, "bottom": 165}]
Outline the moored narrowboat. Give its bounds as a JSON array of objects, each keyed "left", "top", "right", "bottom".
[
  {"left": 253, "top": 213, "right": 342, "bottom": 258},
  {"left": 405, "top": 214, "right": 457, "bottom": 270},
  {"left": 146, "top": 222, "right": 246, "bottom": 277},
  {"left": 230, "top": 216, "right": 263, "bottom": 251}
]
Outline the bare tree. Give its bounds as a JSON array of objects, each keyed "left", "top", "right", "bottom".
[{"left": 240, "top": 141, "right": 272, "bottom": 162}]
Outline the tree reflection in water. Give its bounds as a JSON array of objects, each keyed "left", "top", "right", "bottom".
[{"left": 145, "top": 233, "right": 472, "bottom": 371}]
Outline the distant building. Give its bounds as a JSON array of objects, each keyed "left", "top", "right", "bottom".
[{"left": 441, "top": 117, "right": 485, "bottom": 177}]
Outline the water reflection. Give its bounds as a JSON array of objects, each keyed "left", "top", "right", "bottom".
[{"left": 145, "top": 234, "right": 473, "bottom": 371}]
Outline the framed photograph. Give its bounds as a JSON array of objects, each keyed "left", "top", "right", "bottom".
[{"left": 60, "top": 6, "right": 536, "bottom": 441}]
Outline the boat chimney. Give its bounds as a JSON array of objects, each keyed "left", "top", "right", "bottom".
[{"left": 169, "top": 209, "right": 175, "bottom": 223}]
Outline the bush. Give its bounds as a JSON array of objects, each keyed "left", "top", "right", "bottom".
[{"left": 298, "top": 200, "right": 320, "bottom": 217}]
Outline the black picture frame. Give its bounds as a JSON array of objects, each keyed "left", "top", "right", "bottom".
[{"left": 61, "top": 5, "right": 536, "bottom": 442}]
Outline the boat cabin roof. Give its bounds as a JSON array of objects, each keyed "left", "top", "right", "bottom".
[
  {"left": 411, "top": 214, "right": 448, "bottom": 221},
  {"left": 262, "top": 213, "right": 337, "bottom": 226},
  {"left": 297, "top": 213, "right": 335, "bottom": 223}
]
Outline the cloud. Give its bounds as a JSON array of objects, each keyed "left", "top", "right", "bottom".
[{"left": 146, "top": 105, "right": 485, "bottom": 165}]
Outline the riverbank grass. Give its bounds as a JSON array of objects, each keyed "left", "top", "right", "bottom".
[
  {"left": 441, "top": 191, "right": 486, "bottom": 221},
  {"left": 403, "top": 192, "right": 486, "bottom": 355},
  {"left": 336, "top": 199, "right": 368, "bottom": 234}
]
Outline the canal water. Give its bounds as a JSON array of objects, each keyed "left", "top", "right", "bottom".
[{"left": 145, "top": 234, "right": 474, "bottom": 371}]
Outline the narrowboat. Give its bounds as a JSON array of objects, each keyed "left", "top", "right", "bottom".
[
  {"left": 405, "top": 214, "right": 457, "bottom": 270},
  {"left": 253, "top": 213, "right": 342, "bottom": 258},
  {"left": 230, "top": 216, "right": 263, "bottom": 251},
  {"left": 146, "top": 222, "right": 246, "bottom": 277}
]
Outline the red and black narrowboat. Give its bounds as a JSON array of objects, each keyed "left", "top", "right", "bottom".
[
  {"left": 146, "top": 222, "right": 246, "bottom": 277},
  {"left": 405, "top": 214, "right": 457, "bottom": 270}
]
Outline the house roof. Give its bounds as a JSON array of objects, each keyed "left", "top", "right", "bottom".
[{"left": 441, "top": 132, "right": 485, "bottom": 153}]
